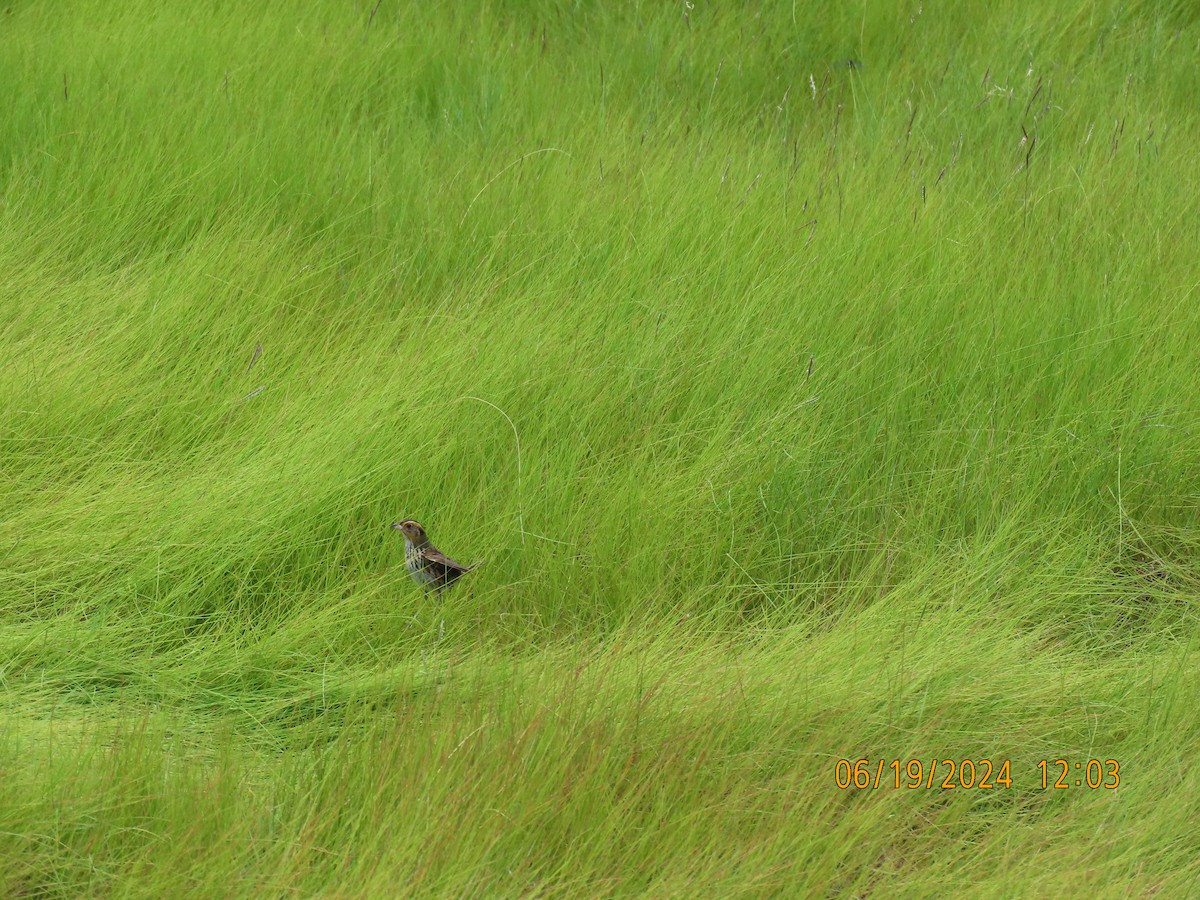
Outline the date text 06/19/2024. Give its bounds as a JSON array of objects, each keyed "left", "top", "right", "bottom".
[{"left": 833, "top": 759, "right": 1120, "bottom": 790}]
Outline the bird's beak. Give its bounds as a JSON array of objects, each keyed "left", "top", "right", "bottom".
[{"left": 390, "top": 522, "right": 403, "bottom": 530}]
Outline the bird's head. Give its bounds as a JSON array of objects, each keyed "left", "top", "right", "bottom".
[{"left": 391, "top": 519, "right": 428, "bottom": 544}]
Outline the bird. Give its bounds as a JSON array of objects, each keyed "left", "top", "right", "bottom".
[{"left": 390, "top": 519, "right": 475, "bottom": 592}]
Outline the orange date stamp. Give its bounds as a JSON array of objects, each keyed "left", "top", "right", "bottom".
[
  {"left": 835, "top": 758, "right": 1014, "bottom": 790},
  {"left": 834, "top": 758, "right": 1121, "bottom": 790}
]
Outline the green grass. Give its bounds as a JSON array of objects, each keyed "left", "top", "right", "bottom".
[{"left": 2, "top": 0, "right": 1199, "bottom": 895}]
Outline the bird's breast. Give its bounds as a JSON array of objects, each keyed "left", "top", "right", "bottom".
[{"left": 404, "top": 539, "right": 436, "bottom": 585}]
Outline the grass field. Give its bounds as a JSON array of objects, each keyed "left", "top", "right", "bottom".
[{"left": 2, "top": 1, "right": 1199, "bottom": 895}]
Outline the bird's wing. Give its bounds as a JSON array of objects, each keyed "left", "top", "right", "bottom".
[{"left": 424, "top": 547, "right": 473, "bottom": 573}]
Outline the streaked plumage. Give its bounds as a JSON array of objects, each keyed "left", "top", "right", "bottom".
[{"left": 390, "top": 519, "right": 474, "bottom": 592}]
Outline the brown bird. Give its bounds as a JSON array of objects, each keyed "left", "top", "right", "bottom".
[{"left": 390, "top": 519, "right": 475, "bottom": 592}]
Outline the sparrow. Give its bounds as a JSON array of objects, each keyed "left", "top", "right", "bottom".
[{"left": 390, "top": 519, "right": 475, "bottom": 592}]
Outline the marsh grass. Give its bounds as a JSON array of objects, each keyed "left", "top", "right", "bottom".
[{"left": 1, "top": 0, "right": 1199, "bottom": 895}]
